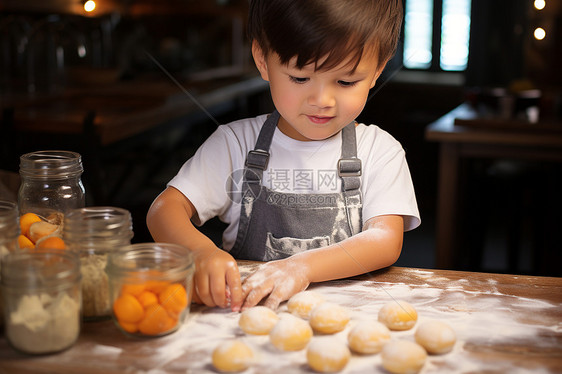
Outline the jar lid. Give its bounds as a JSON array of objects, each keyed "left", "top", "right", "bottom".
[
  {"left": 19, "top": 150, "right": 83, "bottom": 179},
  {"left": 1, "top": 250, "right": 81, "bottom": 289}
]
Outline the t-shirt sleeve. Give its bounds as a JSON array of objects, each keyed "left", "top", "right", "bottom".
[
  {"left": 167, "top": 126, "right": 244, "bottom": 226},
  {"left": 360, "top": 130, "right": 421, "bottom": 232}
]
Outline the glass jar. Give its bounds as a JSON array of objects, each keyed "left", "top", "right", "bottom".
[
  {"left": 18, "top": 150, "right": 85, "bottom": 218},
  {"left": 0, "top": 200, "right": 20, "bottom": 329},
  {"left": 106, "top": 243, "right": 194, "bottom": 338},
  {"left": 63, "top": 207, "right": 134, "bottom": 321},
  {"left": 0, "top": 200, "right": 19, "bottom": 254},
  {"left": 1, "top": 250, "right": 82, "bottom": 354}
]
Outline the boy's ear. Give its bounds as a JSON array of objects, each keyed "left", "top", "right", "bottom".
[
  {"left": 369, "top": 73, "right": 380, "bottom": 89},
  {"left": 369, "top": 61, "right": 388, "bottom": 89},
  {"left": 252, "top": 40, "right": 270, "bottom": 81}
]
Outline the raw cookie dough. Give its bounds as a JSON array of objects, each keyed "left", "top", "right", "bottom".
[
  {"left": 415, "top": 320, "right": 456, "bottom": 354},
  {"left": 378, "top": 300, "right": 418, "bottom": 331},
  {"left": 287, "top": 290, "right": 325, "bottom": 319},
  {"left": 309, "top": 302, "right": 350, "bottom": 334},
  {"left": 307, "top": 338, "right": 351, "bottom": 373},
  {"left": 212, "top": 339, "right": 254, "bottom": 373},
  {"left": 381, "top": 340, "right": 427, "bottom": 374},
  {"left": 269, "top": 313, "right": 313, "bottom": 351},
  {"left": 347, "top": 320, "right": 391, "bottom": 354},
  {"left": 238, "top": 306, "right": 279, "bottom": 335}
]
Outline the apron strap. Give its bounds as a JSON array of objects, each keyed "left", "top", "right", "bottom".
[
  {"left": 339, "top": 121, "right": 362, "bottom": 236},
  {"left": 244, "top": 111, "right": 280, "bottom": 184},
  {"left": 339, "top": 122, "right": 362, "bottom": 192}
]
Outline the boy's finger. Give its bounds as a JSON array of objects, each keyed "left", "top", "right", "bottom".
[
  {"left": 241, "top": 280, "right": 251, "bottom": 300},
  {"left": 241, "top": 283, "right": 273, "bottom": 311},
  {"left": 225, "top": 265, "right": 243, "bottom": 312},
  {"left": 195, "top": 275, "right": 216, "bottom": 307},
  {"left": 240, "top": 271, "right": 264, "bottom": 300},
  {"left": 263, "top": 293, "right": 282, "bottom": 311},
  {"left": 190, "top": 282, "right": 203, "bottom": 304},
  {"left": 210, "top": 272, "right": 227, "bottom": 308},
  {"left": 241, "top": 289, "right": 260, "bottom": 310}
]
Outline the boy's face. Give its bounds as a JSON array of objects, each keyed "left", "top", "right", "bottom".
[{"left": 253, "top": 42, "right": 384, "bottom": 141}]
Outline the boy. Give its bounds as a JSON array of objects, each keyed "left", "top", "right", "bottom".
[{"left": 147, "top": 0, "right": 420, "bottom": 312}]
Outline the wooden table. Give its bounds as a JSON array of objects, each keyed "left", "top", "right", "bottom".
[
  {"left": 425, "top": 103, "right": 562, "bottom": 270},
  {"left": 1, "top": 263, "right": 561, "bottom": 373}
]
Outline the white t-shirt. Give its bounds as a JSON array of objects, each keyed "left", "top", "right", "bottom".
[{"left": 168, "top": 114, "right": 420, "bottom": 250}]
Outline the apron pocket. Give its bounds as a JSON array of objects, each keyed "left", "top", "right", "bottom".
[{"left": 263, "top": 233, "right": 331, "bottom": 261}]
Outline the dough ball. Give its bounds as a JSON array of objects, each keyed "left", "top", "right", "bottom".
[
  {"left": 309, "top": 302, "right": 350, "bottom": 334},
  {"left": 287, "top": 290, "right": 325, "bottom": 319},
  {"left": 307, "top": 338, "right": 350, "bottom": 373},
  {"left": 381, "top": 340, "right": 427, "bottom": 374},
  {"left": 414, "top": 320, "right": 456, "bottom": 354},
  {"left": 238, "top": 306, "right": 279, "bottom": 335},
  {"left": 211, "top": 339, "right": 254, "bottom": 373},
  {"left": 347, "top": 320, "right": 391, "bottom": 354},
  {"left": 378, "top": 300, "right": 418, "bottom": 331},
  {"left": 269, "top": 313, "right": 313, "bottom": 351}
]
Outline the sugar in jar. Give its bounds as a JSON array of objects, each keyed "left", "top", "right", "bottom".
[
  {"left": 64, "top": 207, "right": 134, "bottom": 320},
  {"left": 106, "top": 243, "right": 194, "bottom": 337},
  {"left": 1, "top": 250, "right": 82, "bottom": 354}
]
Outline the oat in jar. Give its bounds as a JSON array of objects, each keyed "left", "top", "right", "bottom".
[{"left": 64, "top": 207, "right": 133, "bottom": 320}]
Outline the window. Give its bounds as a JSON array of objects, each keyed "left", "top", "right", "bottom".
[
  {"left": 403, "top": 0, "right": 434, "bottom": 69},
  {"left": 403, "top": 0, "right": 472, "bottom": 71}
]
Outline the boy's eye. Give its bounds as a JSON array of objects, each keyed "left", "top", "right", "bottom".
[
  {"left": 338, "top": 80, "right": 358, "bottom": 87},
  {"left": 289, "top": 76, "right": 309, "bottom": 84}
]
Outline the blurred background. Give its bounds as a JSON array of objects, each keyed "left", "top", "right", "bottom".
[{"left": 0, "top": 0, "right": 560, "bottom": 276}]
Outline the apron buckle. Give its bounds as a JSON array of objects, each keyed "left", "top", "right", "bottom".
[
  {"left": 246, "top": 149, "right": 270, "bottom": 170},
  {"left": 337, "top": 158, "right": 362, "bottom": 177}
]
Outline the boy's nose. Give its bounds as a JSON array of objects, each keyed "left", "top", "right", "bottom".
[{"left": 308, "top": 84, "right": 335, "bottom": 108}]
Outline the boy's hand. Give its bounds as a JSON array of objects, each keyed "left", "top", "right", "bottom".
[
  {"left": 194, "top": 249, "right": 243, "bottom": 311},
  {"left": 240, "top": 257, "right": 310, "bottom": 311}
]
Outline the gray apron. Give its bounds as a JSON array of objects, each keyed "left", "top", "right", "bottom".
[{"left": 230, "top": 110, "right": 363, "bottom": 261}]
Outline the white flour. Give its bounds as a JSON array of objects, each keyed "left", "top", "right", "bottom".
[{"left": 6, "top": 292, "right": 80, "bottom": 354}]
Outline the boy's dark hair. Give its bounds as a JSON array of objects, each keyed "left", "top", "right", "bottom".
[{"left": 248, "top": 0, "right": 403, "bottom": 72}]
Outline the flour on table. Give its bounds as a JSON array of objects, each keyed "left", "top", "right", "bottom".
[
  {"left": 238, "top": 262, "right": 261, "bottom": 281},
  {"left": 90, "top": 344, "right": 122, "bottom": 357}
]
